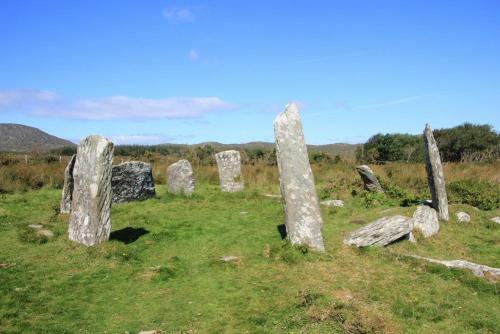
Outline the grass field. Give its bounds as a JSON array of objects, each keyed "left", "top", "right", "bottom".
[{"left": 1, "top": 181, "right": 499, "bottom": 333}]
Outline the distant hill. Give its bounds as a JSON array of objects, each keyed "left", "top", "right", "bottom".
[
  {"left": 0, "top": 124, "right": 75, "bottom": 152},
  {"left": 174, "top": 141, "right": 360, "bottom": 159}
]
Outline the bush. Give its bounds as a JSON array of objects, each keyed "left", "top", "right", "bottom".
[{"left": 448, "top": 180, "right": 500, "bottom": 210}]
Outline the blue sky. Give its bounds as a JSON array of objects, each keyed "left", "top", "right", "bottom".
[{"left": 0, "top": 1, "right": 499, "bottom": 145}]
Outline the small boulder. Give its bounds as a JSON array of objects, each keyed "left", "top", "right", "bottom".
[
  {"left": 28, "top": 224, "right": 43, "bottom": 230},
  {"left": 220, "top": 255, "right": 239, "bottom": 263},
  {"left": 37, "top": 229, "right": 54, "bottom": 239},
  {"left": 456, "top": 212, "right": 471, "bottom": 223},
  {"left": 412, "top": 205, "right": 439, "bottom": 237},
  {"left": 344, "top": 215, "right": 412, "bottom": 247},
  {"left": 491, "top": 217, "right": 500, "bottom": 224},
  {"left": 320, "top": 199, "right": 344, "bottom": 208}
]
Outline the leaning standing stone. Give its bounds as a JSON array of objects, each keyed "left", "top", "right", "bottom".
[
  {"left": 68, "top": 135, "right": 114, "bottom": 246},
  {"left": 274, "top": 103, "right": 325, "bottom": 251},
  {"left": 215, "top": 150, "right": 244, "bottom": 192},
  {"left": 423, "top": 124, "right": 449, "bottom": 221},
  {"left": 111, "top": 161, "right": 155, "bottom": 204},
  {"left": 167, "top": 159, "right": 195, "bottom": 195},
  {"left": 356, "top": 165, "right": 383, "bottom": 192},
  {"left": 60, "top": 154, "right": 76, "bottom": 213}
]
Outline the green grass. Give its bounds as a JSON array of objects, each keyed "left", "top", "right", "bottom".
[{"left": 0, "top": 185, "right": 499, "bottom": 333}]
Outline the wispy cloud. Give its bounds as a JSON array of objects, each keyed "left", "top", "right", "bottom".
[
  {"left": 163, "top": 7, "right": 195, "bottom": 22},
  {"left": 188, "top": 48, "right": 200, "bottom": 61},
  {"left": 108, "top": 134, "right": 174, "bottom": 145},
  {"left": 0, "top": 89, "right": 234, "bottom": 120},
  {"left": 354, "top": 95, "right": 427, "bottom": 110}
]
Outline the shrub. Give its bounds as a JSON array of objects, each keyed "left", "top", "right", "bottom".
[{"left": 448, "top": 180, "right": 500, "bottom": 210}]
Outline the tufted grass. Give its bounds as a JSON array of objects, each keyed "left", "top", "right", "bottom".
[{"left": 0, "top": 184, "right": 499, "bottom": 333}]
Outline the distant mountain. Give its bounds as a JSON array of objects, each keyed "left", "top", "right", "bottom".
[{"left": 0, "top": 124, "right": 75, "bottom": 152}]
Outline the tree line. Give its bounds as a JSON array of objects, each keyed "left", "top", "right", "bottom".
[{"left": 356, "top": 123, "right": 499, "bottom": 163}]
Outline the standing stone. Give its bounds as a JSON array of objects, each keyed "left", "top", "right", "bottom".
[
  {"left": 356, "top": 165, "right": 383, "bottom": 192},
  {"left": 167, "top": 159, "right": 195, "bottom": 195},
  {"left": 215, "top": 150, "right": 244, "bottom": 192},
  {"left": 423, "top": 124, "right": 449, "bottom": 221},
  {"left": 274, "top": 103, "right": 325, "bottom": 251},
  {"left": 68, "top": 135, "right": 114, "bottom": 246},
  {"left": 111, "top": 161, "right": 156, "bottom": 204},
  {"left": 60, "top": 154, "right": 76, "bottom": 213},
  {"left": 411, "top": 205, "right": 439, "bottom": 238}
]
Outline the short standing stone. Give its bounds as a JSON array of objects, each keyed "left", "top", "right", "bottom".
[
  {"left": 111, "top": 161, "right": 155, "bottom": 204},
  {"left": 215, "top": 150, "right": 244, "bottom": 192},
  {"left": 423, "top": 124, "right": 449, "bottom": 221},
  {"left": 356, "top": 165, "right": 383, "bottom": 192},
  {"left": 412, "top": 205, "right": 439, "bottom": 237},
  {"left": 167, "top": 159, "right": 195, "bottom": 195},
  {"left": 274, "top": 103, "right": 325, "bottom": 251},
  {"left": 60, "top": 154, "right": 76, "bottom": 213},
  {"left": 68, "top": 135, "right": 114, "bottom": 246},
  {"left": 456, "top": 212, "right": 471, "bottom": 223},
  {"left": 344, "top": 215, "right": 412, "bottom": 247}
]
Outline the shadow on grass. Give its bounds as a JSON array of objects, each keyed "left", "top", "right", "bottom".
[
  {"left": 110, "top": 227, "right": 149, "bottom": 244},
  {"left": 277, "top": 224, "right": 287, "bottom": 239}
]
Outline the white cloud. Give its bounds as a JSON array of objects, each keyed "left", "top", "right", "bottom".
[
  {"left": 0, "top": 89, "right": 234, "bottom": 120},
  {"left": 354, "top": 95, "right": 426, "bottom": 110},
  {"left": 188, "top": 49, "right": 200, "bottom": 61},
  {"left": 163, "top": 7, "right": 195, "bottom": 22}
]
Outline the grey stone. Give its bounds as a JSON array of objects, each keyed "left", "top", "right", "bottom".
[
  {"left": 28, "top": 224, "right": 43, "bottom": 230},
  {"left": 263, "top": 193, "right": 281, "bottom": 198},
  {"left": 344, "top": 215, "right": 413, "bottom": 247},
  {"left": 68, "top": 135, "right": 114, "bottom": 246},
  {"left": 412, "top": 205, "right": 439, "bottom": 237},
  {"left": 356, "top": 165, "right": 383, "bottom": 192},
  {"left": 320, "top": 199, "right": 344, "bottom": 208},
  {"left": 423, "top": 124, "right": 449, "bottom": 220},
  {"left": 491, "top": 217, "right": 500, "bottom": 224},
  {"left": 456, "top": 211, "right": 471, "bottom": 223},
  {"left": 215, "top": 150, "right": 244, "bottom": 192},
  {"left": 167, "top": 159, "right": 195, "bottom": 195},
  {"left": 274, "top": 103, "right": 325, "bottom": 251},
  {"left": 60, "top": 154, "right": 76, "bottom": 214},
  {"left": 37, "top": 229, "right": 54, "bottom": 239},
  {"left": 111, "top": 161, "right": 155, "bottom": 204},
  {"left": 220, "top": 255, "right": 239, "bottom": 263},
  {"left": 410, "top": 255, "right": 500, "bottom": 279}
]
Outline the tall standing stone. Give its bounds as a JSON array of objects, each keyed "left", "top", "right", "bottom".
[
  {"left": 273, "top": 103, "right": 325, "bottom": 252},
  {"left": 111, "top": 161, "right": 155, "bottom": 204},
  {"left": 60, "top": 154, "right": 76, "bottom": 213},
  {"left": 68, "top": 135, "right": 114, "bottom": 246},
  {"left": 215, "top": 150, "right": 244, "bottom": 192},
  {"left": 423, "top": 124, "right": 449, "bottom": 221},
  {"left": 167, "top": 159, "right": 195, "bottom": 195},
  {"left": 356, "top": 165, "right": 383, "bottom": 192}
]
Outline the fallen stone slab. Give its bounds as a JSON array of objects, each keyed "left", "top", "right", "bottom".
[
  {"left": 412, "top": 205, "right": 439, "bottom": 238},
  {"left": 263, "top": 193, "right": 281, "bottom": 198},
  {"left": 410, "top": 255, "right": 500, "bottom": 279},
  {"left": 220, "top": 255, "right": 239, "bottom": 263},
  {"left": 344, "top": 215, "right": 413, "bottom": 247},
  {"left": 28, "top": 224, "right": 43, "bottom": 230},
  {"left": 320, "top": 199, "right": 344, "bottom": 208}
]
